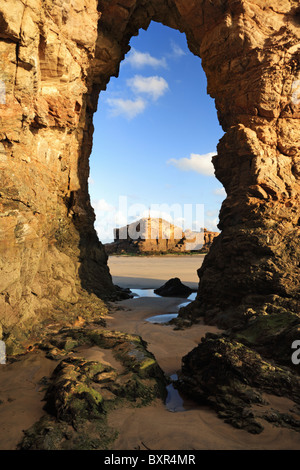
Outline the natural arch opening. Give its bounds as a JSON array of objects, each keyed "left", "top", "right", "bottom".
[
  {"left": 0, "top": 0, "right": 300, "bottom": 447},
  {"left": 89, "top": 21, "right": 224, "bottom": 261},
  {"left": 82, "top": 0, "right": 300, "bottom": 330},
  {"left": 0, "top": 0, "right": 299, "bottom": 351}
]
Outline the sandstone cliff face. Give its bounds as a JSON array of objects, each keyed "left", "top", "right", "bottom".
[
  {"left": 0, "top": 0, "right": 115, "bottom": 349},
  {"left": 104, "top": 217, "right": 219, "bottom": 254},
  {"left": 0, "top": 1, "right": 299, "bottom": 349}
]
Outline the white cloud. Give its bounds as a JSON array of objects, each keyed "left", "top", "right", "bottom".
[
  {"left": 124, "top": 48, "right": 167, "bottom": 69},
  {"left": 106, "top": 97, "right": 146, "bottom": 119},
  {"left": 205, "top": 217, "right": 219, "bottom": 232},
  {"left": 92, "top": 198, "right": 115, "bottom": 213},
  {"left": 213, "top": 187, "right": 226, "bottom": 196},
  {"left": 206, "top": 209, "right": 218, "bottom": 218},
  {"left": 91, "top": 197, "right": 215, "bottom": 243},
  {"left": 114, "top": 211, "right": 128, "bottom": 227},
  {"left": 170, "top": 41, "right": 186, "bottom": 58},
  {"left": 140, "top": 208, "right": 175, "bottom": 223},
  {"left": 167, "top": 152, "right": 216, "bottom": 176},
  {"left": 92, "top": 199, "right": 123, "bottom": 242},
  {"left": 127, "top": 75, "right": 169, "bottom": 101}
]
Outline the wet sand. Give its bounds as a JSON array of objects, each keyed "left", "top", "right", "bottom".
[
  {"left": 107, "top": 255, "right": 300, "bottom": 450},
  {"left": 0, "top": 351, "right": 57, "bottom": 450},
  {"left": 105, "top": 295, "right": 300, "bottom": 450},
  {"left": 0, "top": 255, "right": 299, "bottom": 450},
  {"left": 108, "top": 254, "right": 204, "bottom": 290}
]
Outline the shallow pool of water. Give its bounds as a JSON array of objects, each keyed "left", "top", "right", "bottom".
[
  {"left": 137, "top": 290, "right": 196, "bottom": 324},
  {"left": 124, "top": 288, "right": 201, "bottom": 413},
  {"left": 165, "top": 374, "right": 201, "bottom": 413},
  {"left": 165, "top": 385, "right": 186, "bottom": 412},
  {"left": 131, "top": 289, "right": 197, "bottom": 301},
  {"left": 165, "top": 374, "right": 186, "bottom": 412},
  {"left": 131, "top": 289, "right": 160, "bottom": 298},
  {"left": 145, "top": 313, "right": 178, "bottom": 324}
]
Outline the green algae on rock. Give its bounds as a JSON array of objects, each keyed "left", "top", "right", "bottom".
[
  {"left": 177, "top": 334, "right": 300, "bottom": 434},
  {"left": 234, "top": 312, "right": 300, "bottom": 368},
  {"left": 18, "top": 326, "right": 167, "bottom": 450}
]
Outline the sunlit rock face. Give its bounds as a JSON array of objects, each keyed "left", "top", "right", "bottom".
[
  {"left": 104, "top": 218, "right": 219, "bottom": 253},
  {"left": 0, "top": 0, "right": 299, "bottom": 346}
]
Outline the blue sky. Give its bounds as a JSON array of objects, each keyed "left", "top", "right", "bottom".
[{"left": 89, "top": 21, "right": 225, "bottom": 243}]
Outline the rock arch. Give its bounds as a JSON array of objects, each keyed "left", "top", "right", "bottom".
[{"left": 0, "top": 0, "right": 299, "bottom": 350}]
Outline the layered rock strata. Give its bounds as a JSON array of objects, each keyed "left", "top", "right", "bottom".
[
  {"left": 104, "top": 217, "right": 219, "bottom": 254},
  {"left": 0, "top": 0, "right": 299, "bottom": 350},
  {"left": 176, "top": 333, "right": 300, "bottom": 434}
]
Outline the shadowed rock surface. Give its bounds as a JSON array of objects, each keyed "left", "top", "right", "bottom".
[
  {"left": 0, "top": 0, "right": 299, "bottom": 349},
  {"left": 176, "top": 333, "right": 300, "bottom": 434},
  {"left": 154, "top": 277, "right": 195, "bottom": 298},
  {"left": 18, "top": 326, "right": 167, "bottom": 450},
  {"left": 0, "top": 0, "right": 299, "bottom": 442}
]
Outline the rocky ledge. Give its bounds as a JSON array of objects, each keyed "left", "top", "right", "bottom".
[
  {"left": 176, "top": 315, "right": 300, "bottom": 434},
  {"left": 154, "top": 278, "right": 196, "bottom": 298},
  {"left": 17, "top": 325, "right": 167, "bottom": 450}
]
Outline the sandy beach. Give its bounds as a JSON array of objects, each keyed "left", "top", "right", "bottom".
[
  {"left": 108, "top": 254, "right": 204, "bottom": 290},
  {"left": 0, "top": 255, "right": 299, "bottom": 450},
  {"left": 106, "top": 255, "right": 300, "bottom": 450}
]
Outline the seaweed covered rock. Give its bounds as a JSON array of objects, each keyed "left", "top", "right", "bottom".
[
  {"left": 20, "top": 358, "right": 118, "bottom": 450},
  {"left": 177, "top": 334, "right": 300, "bottom": 434},
  {"left": 44, "top": 358, "right": 108, "bottom": 424},
  {"left": 19, "top": 413, "right": 118, "bottom": 451},
  {"left": 18, "top": 326, "right": 167, "bottom": 450},
  {"left": 235, "top": 311, "right": 300, "bottom": 368}
]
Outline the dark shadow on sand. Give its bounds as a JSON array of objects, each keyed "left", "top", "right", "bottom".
[{"left": 109, "top": 275, "right": 199, "bottom": 291}]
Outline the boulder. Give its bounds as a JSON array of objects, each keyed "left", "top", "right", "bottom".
[{"left": 154, "top": 278, "right": 194, "bottom": 298}]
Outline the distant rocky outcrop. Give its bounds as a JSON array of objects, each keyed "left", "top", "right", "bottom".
[{"left": 104, "top": 217, "right": 219, "bottom": 255}]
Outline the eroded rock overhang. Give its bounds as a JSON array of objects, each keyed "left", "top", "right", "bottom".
[{"left": 0, "top": 0, "right": 299, "bottom": 349}]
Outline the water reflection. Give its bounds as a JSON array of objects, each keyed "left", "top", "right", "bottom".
[
  {"left": 165, "top": 374, "right": 201, "bottom": 413},
  {"left": 165, "top": 374, "right": 186, "bottom": 412},
  {"left": 145, "top": 313, "right": 178, "bottom": 324},
  {"left": 129, "top": 288, "right": 200, "bottom": 413},
  {"left": 131, "top": 289, "right": 160, "bottom": 298},
  {"left": 131, "top": 289, "right": 197, "bottom": 301},
  {"left": 130, "top": 289, "right": 197, "bottom": 324}
]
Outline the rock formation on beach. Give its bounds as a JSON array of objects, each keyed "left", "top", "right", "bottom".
[
  {"left": 0, "top": 0, "right": 300, "bottom": 442},
  {"left": 18, "top": 326, "right": 167, "bottom": 450},
  {"left": 154, "top": 277, "right": 195, "bottom": 298},
  {"left": 0, "top": 0, "right": 299, "bottom": 348},
  {"left": 104, "top": 217, "right": 219, "bottom": 254}
]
